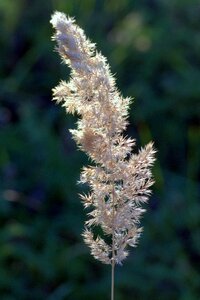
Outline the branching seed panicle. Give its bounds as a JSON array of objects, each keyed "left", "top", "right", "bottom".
[{"left": 51, "top": 11, "right": 156, "bottom": 266}]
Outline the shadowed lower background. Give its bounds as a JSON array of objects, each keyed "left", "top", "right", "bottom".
[{"left": 0, "top": 0, "right": 200, "bottom": 299}]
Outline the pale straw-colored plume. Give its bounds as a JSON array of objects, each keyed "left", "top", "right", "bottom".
[{"left": 50, "top": 11, "right": 156, "bottom": 299}]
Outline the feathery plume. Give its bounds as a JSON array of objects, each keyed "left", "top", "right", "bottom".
[{"left": 50, "top": 9, "right": 156, "bottom": 276}]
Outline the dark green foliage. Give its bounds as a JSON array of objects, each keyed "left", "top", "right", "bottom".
[{"left": 0, "top": 0, "right": 199, "bottom": 299}]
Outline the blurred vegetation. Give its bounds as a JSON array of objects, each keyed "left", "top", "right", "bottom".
[{"left": 0, "top": 0, "right": 200, "bottom": 299}]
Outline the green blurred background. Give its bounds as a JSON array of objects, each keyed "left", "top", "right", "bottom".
[{"left": 0, "top": 0, "right": 200, "bottom": 299}]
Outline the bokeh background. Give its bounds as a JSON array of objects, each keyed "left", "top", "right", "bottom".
[{"left": 0, "top": 0, "right": 200, "bottom": 299}]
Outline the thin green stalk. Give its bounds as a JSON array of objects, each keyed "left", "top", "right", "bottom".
[{"left": 111, "top": 256, "right": 115, "bottom": 300}]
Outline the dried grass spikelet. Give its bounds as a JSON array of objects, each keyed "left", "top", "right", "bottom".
[{"left": 50, "top": 12, "right": 156, "bottom": 266}]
